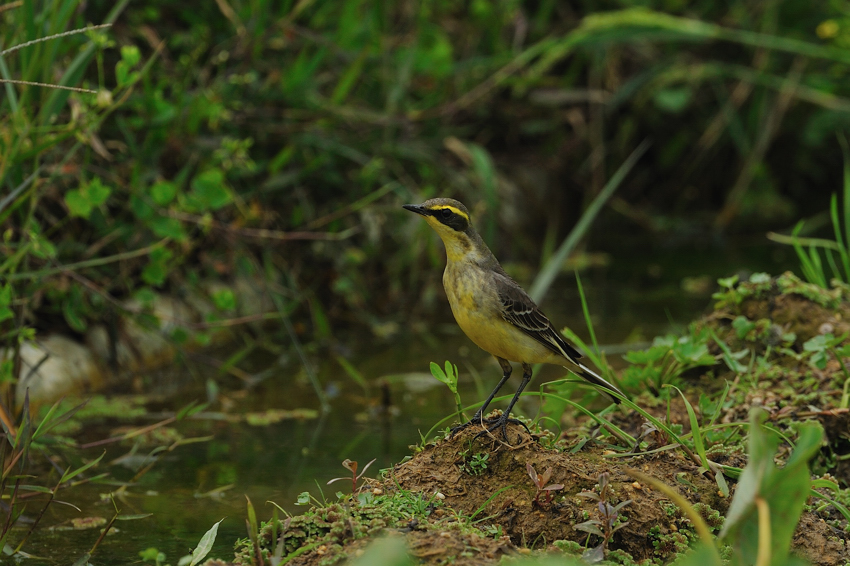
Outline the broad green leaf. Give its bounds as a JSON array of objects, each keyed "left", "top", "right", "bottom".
[
  {"left": 188, "top": 518, "right": 224, "bottom": 566},
  {"left": 65, "top": 178, "right": 111, "bottom": 219},
  {"left": 130, "top": 194, "right": 154, "bottom": 221},
  {"left": 62, "top": 297, "right": 87, "bottom": 332},
  {"left": 430, "top": 362, "right": 449, "bottom": 386},
  {"left": 190, "top": 169, "right": 231, "bottom": 210},
  {"left": 147, "top": 216, "right": 187, "bottom": 241},
  {"left": 721, "top": 409, "right": 824, "bottom": 564},
  {"left": 150, "top": 180, "right": 178, "bottom": 206},
  {"left": 732, "top": 316, "right": 756, "bottom": 339},
  {"left": 142, "top": 248, "right": 173, "bottom": 286}
]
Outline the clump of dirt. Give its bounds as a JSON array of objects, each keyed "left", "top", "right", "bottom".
[
  {"left": 707, "top": 271, "right": 850, "bottom": 349},
  {"left": 389, "top": 425, "right": 721, "bottom": 562},
  {"left": 384, "top": 425, "right": 848, "bottom": 566},
  {"left": 697, "top": 272, "right": 850, "bottom": 449}
]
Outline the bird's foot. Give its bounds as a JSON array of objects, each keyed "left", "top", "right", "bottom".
[
  {"left": 450, "top": 411, "right": 531, "bottom": 444},
  {"left": 472, "top": 413, "right": 531, "bottom": 444},
  {"left": 449, "top": 414, "right": 487, "bottom": 438}
]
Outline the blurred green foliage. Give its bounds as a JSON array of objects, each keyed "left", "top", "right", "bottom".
[{"left": 3, "top": 0, "right": 850, "bottom": 406}]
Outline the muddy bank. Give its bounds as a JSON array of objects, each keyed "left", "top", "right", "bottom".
[
  {"left": 223, "top": 421, "right": 847, "bottom": 566},
  {"left": 217, "top": 271, "right": 850, "bottom": 565}
]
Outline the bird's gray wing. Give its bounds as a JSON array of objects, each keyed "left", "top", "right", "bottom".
[{"left": 493, "top": 272, "right": 583, "bottom": 362}]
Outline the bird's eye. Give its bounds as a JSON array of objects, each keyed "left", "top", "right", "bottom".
[{"left": 439, "top": 209, "right": 452, "bottom": 219}]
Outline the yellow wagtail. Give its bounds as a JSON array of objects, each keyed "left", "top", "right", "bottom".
[{"left": 403, "top": 197, "right": 622, "bottom": 442}]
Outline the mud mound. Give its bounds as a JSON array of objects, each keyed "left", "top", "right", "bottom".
[{"left": 387, "top": 424, "right": 849, "bottom": 565}]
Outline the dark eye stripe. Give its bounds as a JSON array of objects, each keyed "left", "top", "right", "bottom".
[{"left": 428, "top": 205, "right": 470, "bottom": 232}]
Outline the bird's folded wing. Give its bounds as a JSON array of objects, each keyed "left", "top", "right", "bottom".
[{"left": 493, "top": 273, "right": 583, "bottom": 361}]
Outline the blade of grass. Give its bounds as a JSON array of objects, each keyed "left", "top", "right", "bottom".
[
  {"left": 626, "top": 469, "right": 722, "bottom": 565},
  {"left": 667, "top": 385, "right": 729, "bottom": 496},
  {"left": 470, "top": 485, "right": 513, "bottom": 521},
  {"left": 529, "top": 139, "right": 649, "bottom": 302}
]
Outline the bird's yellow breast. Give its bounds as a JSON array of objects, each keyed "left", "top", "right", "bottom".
[{"left": 443, "top": 262, "right": 556, "bottom": 364}]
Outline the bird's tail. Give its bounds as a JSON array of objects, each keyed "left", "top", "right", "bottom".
[{"left": 564, "top": 362, "right": 624, "bottom": 404}]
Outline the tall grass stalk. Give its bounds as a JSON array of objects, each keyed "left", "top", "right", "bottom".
[
  {"left": 529, "top": 140, "right": 649, "bottom": 302},
  {"left": 777, "top": 138, "right": 850, "bottom": 288}
]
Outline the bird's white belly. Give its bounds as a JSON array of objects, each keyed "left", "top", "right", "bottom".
[{"left": 443, "top": 264, "right": 555, "bottom": 363}]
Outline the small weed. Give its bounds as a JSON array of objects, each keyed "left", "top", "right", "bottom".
[
  {"left": 650, "top": 527, "right": 690, "bottom": 558},
  {"left": 327, "top": 458, "right": 377, "bottom": 494},
  {"left": 526, "top": 462, "right": 564, "bottom": 507},
  {"left": 620, "top": 326, "right": 715, "bottom": 394},
  {"left": 575, "top": 472, "right": 632, "bottom": 562},
  {"left": 459, "top": 449, "right": 489, "bottom": 476},
  {"left": 431, "top": 361, "right": 465, "bottom": 420},
  {"left": 692, "top": 503, "right": 724, "bottom": 532},
  {"left": 481, "top": 524, "right": 503, "bottom": 539}
]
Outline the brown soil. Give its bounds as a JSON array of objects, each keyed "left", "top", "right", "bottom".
[
  {"left": 389, "top": 425, "right": 721, "bottom": 560},
  {"left": 380, "top": 425, "right": 849, "bottom": 566}
]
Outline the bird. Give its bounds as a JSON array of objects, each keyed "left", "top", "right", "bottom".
[{"left": 403, "top": 197, "right": 623, "bottom": 443}]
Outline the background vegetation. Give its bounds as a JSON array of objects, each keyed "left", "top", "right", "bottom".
[{"left": 4, "top": 1, "right": 850, "bottom": 409}]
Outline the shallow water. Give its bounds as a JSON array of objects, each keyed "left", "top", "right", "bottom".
[{"left": 19, "top": 240, "right": 796, "bottom": 563}]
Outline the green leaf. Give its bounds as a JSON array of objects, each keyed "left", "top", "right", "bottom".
[
  {"left": 150, "top": 180, "right": 178, "bottom": 206},
  {"left": 732, "top": 316, "right": 756, "bottom": 339},
  {"left": 142, "top": 248, "right": 173, "bottom": 286},
  {"left": 61, "top": 451, "right": 105, "bottom": 483},
  {"left": 624, "top": 345, "right": 668, "bottom": 364},
  {"left": 295, "top": 491, "right": 311, "bottom": 505},
  {"left": 349, "top": 537, "right": 413, "bottom": 566},
  {"left": 0, "top": 285, "right": 13, "bottom": 323},
  {"left": 211, "top": 289, "right": 236, "bottom": 311},
  {"left": 62, "top": 293, "right": 87, "bottom": 332},
  {"left": 189, "top": 518, "right": 224, "bottom": 566},
  {"left": 803, "top": 334, "right": 831, "bottom": 352},
  {"left": 720, "top": 409, "right": 824, "bottom": 564},
  {"left": 130, "top": 194, "right": 154, "bottom": 221},
  {"left": 147, "top": 215, "right": 187, "bottom": 241},
  {"left": 653, "top": 87, "right": 691, "bottom": 113},
  {"left": 116, "top": 45, "right": 141, "bottom": 87},
  {"left": 138, "top": 548, "right": 162, "bottom": 561},
  {"left": 120, "top": 44, "right": 141, "bottom": 67},
  {"left": 65, "top": 178, "right": 112, "bottom": 219},
  {"left": 430, "top": 362, "right": 449, "bottom": 386},
  {"left": 190, "top": 169, "right": 231, "bottom": 211},
  {"left": 430, "top": 361, "right": 458, "bottom": 393}
]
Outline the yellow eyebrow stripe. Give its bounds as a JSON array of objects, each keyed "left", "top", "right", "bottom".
[{"left": 429, "top": 205, "right": 469, "bottom": 222}]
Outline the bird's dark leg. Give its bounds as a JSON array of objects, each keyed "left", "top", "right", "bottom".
[
  {"left": 474, "top": 362, "right": 534, "bottom": 444},
  {"left": 450, "top": 357, "right": 513, "bottom": 437}
]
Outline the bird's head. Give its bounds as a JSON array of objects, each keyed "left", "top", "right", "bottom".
[
  {"left": 403, "top": 198, "right": 471, "bottom": 233},
  {"left": 403, "top": 198, "right": 483, "bottom": 262}
]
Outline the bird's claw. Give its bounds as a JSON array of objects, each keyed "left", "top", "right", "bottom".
[
  {"left": 450, "top": 412, "right": 530, "bottom": 444},
  {"left": 472, "top": 415, "right": 530, "bottom": 444}
]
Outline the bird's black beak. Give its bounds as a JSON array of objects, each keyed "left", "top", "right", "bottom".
[{"left": 402, "top": 204, "right": 430, "bottom": 216}]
